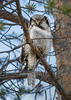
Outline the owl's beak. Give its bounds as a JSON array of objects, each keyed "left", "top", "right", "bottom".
[{"left": 36, "top": 21, "right": 40, "bottom": 25}]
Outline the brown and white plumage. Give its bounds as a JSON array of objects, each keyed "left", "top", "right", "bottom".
[{"left": 20, "top": 14, "right": 53, "bottom": 87}]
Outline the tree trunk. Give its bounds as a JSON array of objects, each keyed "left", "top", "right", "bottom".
[{"left": 53, "top": 0, "right": 71, "bottom": 100}]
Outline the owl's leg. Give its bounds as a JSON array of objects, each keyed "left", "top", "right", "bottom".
[{"left": 27, "top": 50, "right": 37, "bottom": 87}]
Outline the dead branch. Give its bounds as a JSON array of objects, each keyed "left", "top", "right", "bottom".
[
  {"left": 0, "top": 9, "right": 29, "bottom": 25},
  {"left": 0, "top": 72, "right": 53, "bottom": 85}
]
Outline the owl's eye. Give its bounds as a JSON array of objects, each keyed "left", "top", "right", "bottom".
[
  {"left": 39, "top": 17, "right": 45, "bottom": 25},
  {"left": 44, "top": 16, "right": 49, "bottom": 26},
  {"left": 44, "top": 16, "right": 49, "bottom": 25},
  {"left": 44, "top": 16, "right": 47, "bottom": 20}
]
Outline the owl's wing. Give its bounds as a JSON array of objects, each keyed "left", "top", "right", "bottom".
[
  {"left": 19, "top": 37, "right": 26, "bottom": 63},
  {"left": 19, "top": 37, "right": 30, "bottom": 64}
]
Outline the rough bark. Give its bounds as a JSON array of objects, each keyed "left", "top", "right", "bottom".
[{"left": 53, "top": 0, "right": 71, "bottom": 100}]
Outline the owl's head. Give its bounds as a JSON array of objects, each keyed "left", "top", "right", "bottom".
[{"left": 30, "top": 14, "right": 50, "bottom": 30}]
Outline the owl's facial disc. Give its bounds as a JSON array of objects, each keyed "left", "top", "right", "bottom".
[{"left": 30, "top": 15, "right": 50, "bottom": 29}]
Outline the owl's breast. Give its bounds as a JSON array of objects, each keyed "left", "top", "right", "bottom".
[{"left": 29, "top": 26, "right": 53, "bottom": 56}]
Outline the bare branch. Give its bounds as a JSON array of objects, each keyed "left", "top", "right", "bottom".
[
  {"left": 0, "top": 0, "right": 16, "bottom": 9},
  {"left": 0, "top": 9, "right": 29, "bottom": 25},
  {"left": 0, "top": 72, "right": 54, "bottom": 85}
]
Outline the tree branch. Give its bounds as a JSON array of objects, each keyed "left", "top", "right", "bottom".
[
  {"left": 0, "top": 0, "right": 16, "bottom": 9},
  {"left": 0, "top": 72, "right": 54, "bottom": 85},
  {"left": 0, "top": 9, "right": 29, "bottom": 26}
]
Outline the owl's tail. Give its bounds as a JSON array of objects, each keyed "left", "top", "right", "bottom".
[
  {"left": 27, "top": 71, "right": 35, "bottom": 87},
  {"left": 27, "top": 52, "right": 38, "bottom": 87}
]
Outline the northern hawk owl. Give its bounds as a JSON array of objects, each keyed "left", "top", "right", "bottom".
[{"left": 20, "top": 14, "right": 53, "bottom": 87}]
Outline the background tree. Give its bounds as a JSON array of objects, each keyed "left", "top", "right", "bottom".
[
  {"left": 0, "top": 0, "right": 71, "bottom": 100},
  {"left": 53, "top": 0, "right": 71, "bottom": 100}
]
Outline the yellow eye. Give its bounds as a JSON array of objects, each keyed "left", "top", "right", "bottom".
[{"left": 39, "top": 18, "right": 45, "bottom": 24}]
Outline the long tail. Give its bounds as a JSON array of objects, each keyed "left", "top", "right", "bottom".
[
  {"left": 27, "top": 51, "right": 37, "bottom": 87},
  {"left": 27, "top": 71, "right": 35, "bottom": 87}
]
